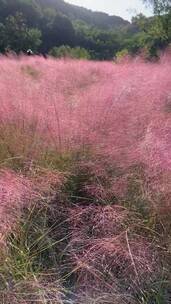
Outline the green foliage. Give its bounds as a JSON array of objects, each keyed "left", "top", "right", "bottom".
[
  {"left": 143, "top": 0, "right": 171, "bottom": 14},
  {"left": 0, "top": 0, "right": 171, "bottom": 59},
  {"left": 0, "top": 12, "right": 42, "bottom": 53},
  {"left": 0, "top": 0, "right": 128, "bottom": 59},
  {"left": 42, "top": 12, "right": 75, "bottom": 51},
  {"left": 139, "top": 279, "right": 170, "bottom": 304},
  {"left": 115, "top": 48, "right": 129, "bottom": 61},
  {"left": 37, "top": 0, "right": 129, "bottom": 30},
  {"left": 0, "top": 201, "right": 66, "bottom": 302},
  {"left": 139, "top": 1, "right": 171, "bottom": 58},
  {"left": 26, "top": 27, "right": 42, "bottom": 52},
  {"left": 73, "top": 21, "right": 122, "bottom": 60},
  {"left": 0, "top": 23, "right": 6, "bottom": 52},
  {"left": 122, "top": 11, "right": 171, "bottom": 59},
  {"left": 49, "top": 45, "right": 91, "bottom": 59}
]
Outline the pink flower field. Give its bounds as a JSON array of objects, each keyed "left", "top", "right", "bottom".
[{"left": 0, "top": 54, "right": 170, "bottom": 303}]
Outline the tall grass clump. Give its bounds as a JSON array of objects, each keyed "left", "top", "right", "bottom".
[{"left": 0, "top": 53, "right": 170, "bottom": 303}]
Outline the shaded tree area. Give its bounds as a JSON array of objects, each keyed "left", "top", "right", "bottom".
[
  {"left": 0, "top": 0, "right": 171, "bottom": 59},
  {"left": 0, "top": 0, "right": 127, "bottom": 59},
  {"left": 37, "top": 0, "right": 129, "bottom": 30},
  {"left": 0, "top": 12, "right": 42, "bottom": 53}
]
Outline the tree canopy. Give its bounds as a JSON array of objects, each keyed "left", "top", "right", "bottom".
[
  {"left": 0, "top": 0, "right": 171, "bottom": 60},
  {"left": 143, "top": 0, "right": 171, "bottom": 13}
]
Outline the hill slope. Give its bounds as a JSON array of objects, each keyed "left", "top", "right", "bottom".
[
  {"left": 37, "top": 0, "right": 129, "bottom": 30},
  {"left": 0, "top": 0, "right": 131, "bottom": 59}
]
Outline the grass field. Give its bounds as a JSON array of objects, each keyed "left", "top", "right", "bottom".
[{"left": 0, "top": 54, "right": 170, "bottom": 303}]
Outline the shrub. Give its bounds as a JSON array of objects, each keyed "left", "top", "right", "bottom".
[
  {"left": 49, "top": 45, "right": 91, "bottom": 59},
  {"left": 115, "top": 48, "right": 130, "bottom": 62}
]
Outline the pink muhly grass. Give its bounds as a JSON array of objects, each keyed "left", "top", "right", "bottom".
[
  {"left": 0, "top": 54, "right": 170, "bottom": 176},
  {"left": 0, "top": 54, "right": 170, "bottom": 302},
  {"left": 1, "top": 275, "right": 65, "bottom": 304},
  {"left": 0, "top": 167, "right": 63, "bottom": 243},
  {"left": 0, "top": 170, "right": 37, "bottom": 242},
  {"left": 67, "top": 205, "right": 159, "bottom": 295},
  {"left": 29, "top": 167, "right": 66, "bottom": 202},
  {"left": 0, "top": 53, "right": 169, "bottom": 213}
]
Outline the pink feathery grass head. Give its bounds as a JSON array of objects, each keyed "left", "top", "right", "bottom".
[
  {"left": 29, "top": 167, "right": 65, "bottom": 197},
  {"left": 0, "top": 54, "right": 170, "bottom": 223},
  {"left": 0, "top": 167, "right": 65, "bottom": 244},
  {"left": 0, "top": 170, "right": 37, "bottom": 242},
  {"left": 68, "top": 205, "right": 160, "bottom": 295},
  {"left": 0, "top": 54, "right": 170, "bottom": 301},
  {"left": 0, "top": 55, "right": 171, "bottom": 171}
]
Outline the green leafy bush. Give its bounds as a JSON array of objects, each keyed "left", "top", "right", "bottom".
[{"left": 49, "top": 45, "right": 91, "bottom": 59}]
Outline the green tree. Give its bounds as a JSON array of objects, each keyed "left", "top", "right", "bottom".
[
  {"left": 126, "top": 11, "right": 171, "bottom": 58},
  {"left": 41, "top": 13, "right": 75, "bottom": 52},
  {"left": 25, "top": 28, "right": 42, "bottom": 52},
  {"left": 49, "top": 45, "right": 91, "bottom": 59},
  {"left": 4, "top": 12, "right": 42, "bottom": 53},
  {"left": 4, "top": 12, "right": 27, "bottom": 52},
  {"left": 143, "top": 0, "right": 171, "bottom": 46},
  {"left": 49, "top": 45, "right": 71, "bottom": 58},
  {"left": 143, "top": 0, "right": 171, "bottom": 14},
  {"left": 0, "top": 22, "right": 6, "bottom": 52}
]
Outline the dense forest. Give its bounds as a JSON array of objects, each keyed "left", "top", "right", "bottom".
[{"left": 0, "top": 0, "right": 171, "bottom": 59}]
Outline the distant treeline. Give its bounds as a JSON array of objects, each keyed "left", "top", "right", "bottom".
[{"left": 0, "top": 0, "right": 171, "bottom": 60}]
